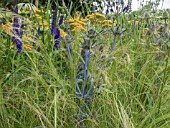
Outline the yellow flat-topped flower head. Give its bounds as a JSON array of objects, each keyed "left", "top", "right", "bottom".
[
  {"left": 60, "top": 29, "right": 67, "bottom": 38},
  {"left": 102, "top": 20, "right": 112, "bottom": 24},
  {"left": 10, "top": 44, "right": 15, "bottom": 49},
  {"left": 42, "top": 21, "right": 49, "bottom": 27},
  {"left": 24, "top": 44, "right": 33, "bottom": 50},
  {"left": 0, "top": 23, "right": 12, "bottom": 33},
  {"left": 10, "top": 44, "right": 33, "bottom": 50},
  {"left": 94, "top": 12, "right": 106, "bottom": 19},
  {"left": 69, "top": 18, "right": 75, "bottom": 22},
  {"left": 72, "top": 25, "right": 87, "bottom": 32},
  {"left": 35, "top": 8, "right": 42, "bottom": 13}
]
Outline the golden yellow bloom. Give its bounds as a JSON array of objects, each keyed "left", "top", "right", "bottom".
[
  {"left": 102, "top": 20, "right": 112, "bottom": 24},
  {"left": 79, "top": 18, "right": 86, "bottom": 22},
  {"left": 23, "top": 36, "right": 32, "bottom": 42},
  {"left": 10, "top": 44, "right": 33, "bottom": 50},
  {"left": 69, "top": 18, "right": 75, "bottom": 22},
  {"left": 95, "top": 12, "right": 106, "bottom": 19},
  {"left": 72, "top": 25, "right": 87, "bottom": 32},
  {"left": 86, "top": 13, "right": 106, "bottom": 20},
  {"left": 86, "top": 14, "right": 94, "bottom": 19},
  {"left": 0, "top": 23, "right": 12, "bottom": 33},
  {"left": 42, "top": 21, "right": 49, "bottom": 26},
  {"left": 76, "top": 20, "right": 87, "bottom": 26},
  {"left": 27, "top": 28, "right": 31, "bottom": 31},
  {"left": 35, "top": 8, "right": 41, "bottom": 13},
  {"left": 10, "top": 44, "right": 15, "bottom": 49},
  {"left": 24, "top": 44, "right": 32, "bottom": 50},
  {"left": 35, "top": 14, "right": 42, "bottom": 20},
  {"left": 69, "top": 18, "right": 87, "bottom": 26},
  {"left": 70, "top": 22, "right": 82, "bottom": 27},
  {"left": 60, "top": 29, "right": 67, "bottom": 38}
]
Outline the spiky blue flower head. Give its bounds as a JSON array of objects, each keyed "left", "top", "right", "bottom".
[
  {"left": 106, "top": 9, "right": 109, "bottom": 14},
  {"left": 121, "top": 0, "right": 124, "bottom": 5},
  {"left": 58, "top": 15, "right": 64, "bottom": 26},
  {"left": 13, "top": 5, "right": 20, "bottom": 36},
  {"left": 51, "top": 6, "right": 58, "bottom": 35},
  {"left": 20, "top": 24, "right": 24, "bottom": 37},
  {"left": 54, "top": 28, "right": 61, "bottom": 48},
  {"left": 12, "top": 5, "right": 23, "bottom": 53},
  {"left": 116, "top": 6, "right": 118, "bottom": 10},
  {"left": 16, "top": 39, "right": 23, "bottom": 53},
  {"left": 123, "top": 5, "right": 129, "bottom": 12},
  {"left": 108, "top": 0, "right": 111, "bottom": 5}
]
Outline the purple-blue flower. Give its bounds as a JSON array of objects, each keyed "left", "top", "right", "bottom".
[
  {"left": 54, "top": 28, "right": 61, "bottom": 48},
  {"left": 15, "top": 39, "right": 23, "bottom": 53},
  {"left": 51, "top": 6, "right": 64, "bottom": 48},
  {"left": 20, "top": 24, "right": 24, "bottom": 37},
  {"left": 51, "top": 6, "right": 58, "bottom": 35},
  {"left": 12, "top": 5, "right": 23, "bottom": 53},
  {"left": 58, "top": 15, "right": 64, "bottom": 26}
]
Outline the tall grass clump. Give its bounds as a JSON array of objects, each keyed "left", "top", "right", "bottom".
[{"left": 0, "top": 0, "right": 170, "bottom": 128}]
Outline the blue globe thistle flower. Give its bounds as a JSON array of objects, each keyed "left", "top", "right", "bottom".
[
  {"left": 123, "top": 5, "right": 129, "bottom": 12},
  {"left": 111, "top": 37, "right": 116, "bottom": 52},
  {"left": 121, "top": 0, "right": 124, "bottom": 5}
]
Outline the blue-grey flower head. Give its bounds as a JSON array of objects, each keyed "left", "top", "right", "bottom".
[
  {"left": 123, "top": 5, "right": 129, "bottom": 12},
  {"left": 121, "top": 0, "right": 124, "bottom": 5}
]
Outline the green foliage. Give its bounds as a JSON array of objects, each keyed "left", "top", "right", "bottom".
[{"left": 0, "top": 1, "right": 170, "bottom": 128}]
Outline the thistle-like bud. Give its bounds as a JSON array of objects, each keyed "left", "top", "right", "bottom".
[
  {"left": 157, "top": 38, "right": 164, "bottom": 45},
  {"left": 144, "top": 12, "right": 150, "bottom": 19},
  {"left": 162, "top": 11, "right": 169, "bottom": 18}
]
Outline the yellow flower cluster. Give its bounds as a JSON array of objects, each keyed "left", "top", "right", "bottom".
[
  {"left": 68, "top": 17, "right": 87, "bottom": 33},
  {"left": 86, "top": 12, "right": 117, "bottom": 28},
  {"left": 60, "top": 29, "right": 67, "bottom": 38},
  {"left": 10, "top": 44, "right": 32, "bottom": 50},
  {"left": 101, "top": 20, "right": 113, "bottom": 27},
  {"left": 29, "top": 8, "right": 49, "bottom": 27},
  {"left": 86, "top": 12, "right": 106, "bottom": 21},
  {"left": 0, "top": 23, "right": 12, "bottom": 33}
]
